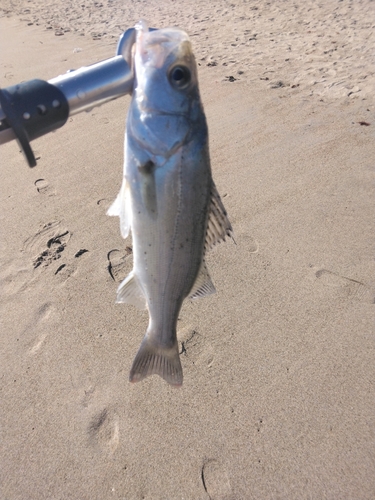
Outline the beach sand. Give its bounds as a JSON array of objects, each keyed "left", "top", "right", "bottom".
[{"left": 1, "top": 1, "right": 374, "bottom": 498}]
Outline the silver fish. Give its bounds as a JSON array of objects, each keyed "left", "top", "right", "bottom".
[{"left": 108, "top": 21, "right": 232, "bottom": 386}]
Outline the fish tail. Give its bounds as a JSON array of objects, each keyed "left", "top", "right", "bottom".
[{"left": 129, "top": 337, "right": 183, "bottom": 387}]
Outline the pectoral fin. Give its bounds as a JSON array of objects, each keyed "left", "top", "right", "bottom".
[
  {"left": 116, "top": 271, "right": 147, "bottom": 309},
  {"left": 139, "top": 160, "right": 158, "bottom": 219},
  {"left": 205, "top": 182, "right": 234, "bottom": 252},
  {"left": 107, "top": 179, "right": 132, "bottom": 239},
  {"left": 189, "top": 260, "right": 216, "bottom": 299}
]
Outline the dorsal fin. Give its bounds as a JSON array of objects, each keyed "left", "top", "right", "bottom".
[{"left": 205, "top": 182, "right": 234, "bottom": 252}]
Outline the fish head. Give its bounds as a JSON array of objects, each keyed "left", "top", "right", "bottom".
[
  {"left": 134, "top": 21, "right": 200, "bottom": 116},
  {"left": 128, "top": 21, "right": 207, "bottom": 159}
]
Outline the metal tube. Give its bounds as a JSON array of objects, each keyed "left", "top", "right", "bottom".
[
  {"left": 0, "top": 55, "right": 133, "bottom": 147},
  {"left": 0, "top": 27, "right": 136, "bottom": 162},
  {"left": 49, "top": 55, "right": 133, "bottom": 116}
]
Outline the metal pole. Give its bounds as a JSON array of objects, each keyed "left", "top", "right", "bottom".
[{"left": 0, "top": 27, "right": 136, "bottom": 166}]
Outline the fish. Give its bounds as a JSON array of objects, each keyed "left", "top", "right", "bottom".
[{"left": 108, "top": 21, "right": 233, "bottom": 386}]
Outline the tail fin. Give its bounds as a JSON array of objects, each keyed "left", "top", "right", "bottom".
[{"left": 129, "top": 337, "right": 183, "bottom": 387}]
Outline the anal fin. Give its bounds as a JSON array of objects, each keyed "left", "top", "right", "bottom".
[{"left": 116, "top": 271, "right": 147, "bottom": 310}]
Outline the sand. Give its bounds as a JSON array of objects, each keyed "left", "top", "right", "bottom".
[{"left": 1, "top": 1, "right": 374, "bottom": 499}]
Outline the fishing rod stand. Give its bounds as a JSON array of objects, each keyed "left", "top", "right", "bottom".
[{"left": 0, "top": 27, "right": 137, "bottom": 167}]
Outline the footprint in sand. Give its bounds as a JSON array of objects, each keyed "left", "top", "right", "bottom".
[
  {"left": 201, "top": 459, "right": 233, "bottom": 500},
  {"left": 247, "top": 236, "right": 258, "bottom": 253},
  {"left": 80, "top": 385, "right": 97, "bottom": 408},
  {"left": 314, "top": 268, "right": 374, "bottom": 303},
  {"left": 23, "top": 221, "right": 71, "bottom": 270},
  {"left": 25, "top": 302, "right": 56, "bottom": 355},
  {"left": 34, "top": 178, "right": 56, "bottom": 196},
  {"left": 23, "top": 221, "right": 64, "bottom": 254},
  {"left": 0, "top": 260, "right": 33, "bottom": 297},
  {"left": 88, "top": 408, "right": 119, "bottom": 454},
  {"left": 32, "top": 230, "right": 71, "bottom": 270},
  {"left": 53, "top": 249, "right": 89, "bottom": 281},
  {"left": 178, "top": 328, "right": 200, "bottom": 355},
  {"left": 21, "top": 221, "right": 89, "bottom": 282},
  {"left": 0, "top": 221, "right": 66, "bottom": 297},
  {"left": 97, "top": 198, "right": 111, "bottom": 210},
  {"left": 177, "top": 327, "right": 216, "bottom": 374},
  {"left": 240, "top": 233, "right": 258, "bottom": 253},
  {"left": 107, "top": 247, "right": 133, "bottom": 282}
]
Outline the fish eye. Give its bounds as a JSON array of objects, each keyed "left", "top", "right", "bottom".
[{"left": 168, "top": 65, "right": 191, "bottom": 89}]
